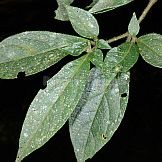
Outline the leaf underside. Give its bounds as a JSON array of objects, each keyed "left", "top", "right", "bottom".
[{"left": 69, "top": 68, "right": 130, "bottom": 162}]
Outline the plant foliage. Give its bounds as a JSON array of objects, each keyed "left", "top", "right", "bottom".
[
  {"left": 0, "top": 0, "right": 161, "bottom": 162},
  {"left": 69, "top": 69, "right": 130, "bottom": 162}
]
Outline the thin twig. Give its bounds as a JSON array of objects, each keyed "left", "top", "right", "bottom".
[
  {"left": 107, "top": 32, "right": 129, "bottom": 44},
  {"left": 138, "top": 0, "right": 158, "bottom": 23},
  {"left": 107, "top": 0, "right": 158, "bottom": 44}
]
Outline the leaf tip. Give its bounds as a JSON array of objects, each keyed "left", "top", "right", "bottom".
[{"left": 128, "top": 12, "right": 140, "bottom": 36}]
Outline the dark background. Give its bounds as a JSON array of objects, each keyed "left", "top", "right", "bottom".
[{"left": 0, "top": 0, "right": 162, "bottom": 162}]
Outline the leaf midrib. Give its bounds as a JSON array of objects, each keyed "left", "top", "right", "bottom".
[
  {"left": 106, "top": 42, "right": 134, "bottom": 71},
  {"left": 79, "top": 72, "right": 117, "bottom": 161},
  {"left": 0, "top": 44, "right": 69, "bottom": 64},
  {"left": 68, "top": 7, "right": 98, "bottom": 37},
  {"left": 138, "top": 38, "right": 162, "bottom": 59},
  {"left": 17, "top": 54, "right": 90, "bottom": 160}
]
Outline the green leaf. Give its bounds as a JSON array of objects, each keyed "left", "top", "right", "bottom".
[
  {"left": 55, "top": 0, "right": 74, "bottom": 21},
  {"left": 104, "top": 42, "right": 139, "bottom": 73},
  {"left": 89, "top": 0, "right": 133, "bottom": 14},
  {"left": 137, "top": 33, "right": 162, "bottom": 68},
  {"left": 55, "top": 5, "right": 69, "bottom": 21},
  {"left": 90, "top": 49, "right": 103, "bottom": 70},
  {"left": 66, "top": 6, "right": 99, "bottom": 38},
  {"left": 128, "top": 12, "right": 140, "bottom": 36},
  {"left": 97, "top": 39, "right": 111, "bottom": 49},
  {"left": 0, "top": 31, "right": 89, "bottom": 79},
  {"left": 69, "top": 68, "right": 129, "bottom": 162},
  {"left": 16, "top": 55, "right": 90, "bottom": 162}
]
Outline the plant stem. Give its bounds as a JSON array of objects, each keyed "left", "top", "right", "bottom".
[
  {"left": 107, "top": 32, "right": 129, "bottom": 44},
  {"left": 107, "top": 0, "right": 158, "bottom": 44},
  {"left": 138, "top": 0, "right": 158, "bottom": 23}
]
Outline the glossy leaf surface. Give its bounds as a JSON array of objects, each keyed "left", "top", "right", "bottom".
[
  {"left": 69, "top": 68, "right": 129, "bottom": 162},
  {"left": 0, "top": 31, "right": 89, "bottom": 79},
  {"left": 128, "top": 12, "right": 140, "bottom": 36},
  {"left": 104, "top": 42, "right": 139, "bottom": 73},
  {"left": 66, "top": 6, "right": 99, "bottom": 38},
  {"left": 16, "top": 55, "right": 90, "bottom": 162},
  {"left": 89, "top": 0, "right": 133, "bottom": 14},
  {"left": 137, "top": 33, "right": 162, "bottom": 68}
]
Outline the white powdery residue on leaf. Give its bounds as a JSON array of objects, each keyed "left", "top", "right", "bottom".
[{"left": 66, "top": 6, "right": 99, "bottom": 38}]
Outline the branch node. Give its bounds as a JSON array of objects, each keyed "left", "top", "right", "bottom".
[{"left": 107, "top": 0, "right": 158, "bottom": 44}]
